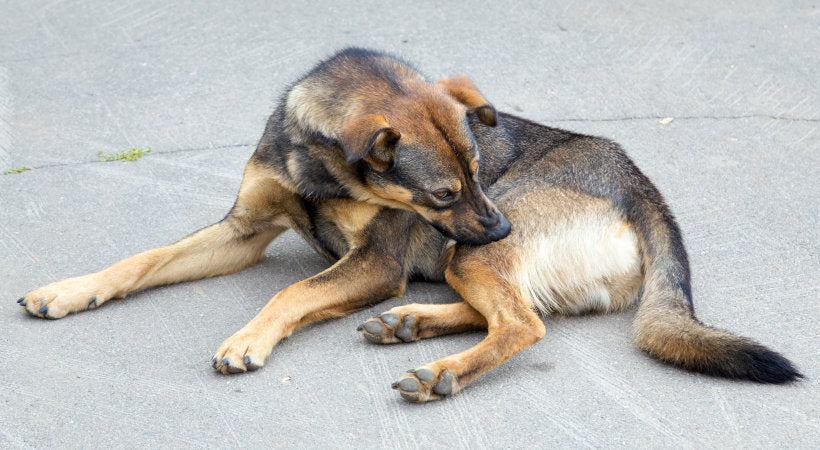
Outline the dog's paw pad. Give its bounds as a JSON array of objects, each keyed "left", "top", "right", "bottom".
[
  {"left": 363, "top": 320, "right": 382, "bottom": 334},
  {"left": 395, "top": 377, "right": 418, "bottom": 392},
  {"left": 394, "top": 315, "right": 416, "bottom": 342},
  {"left": 415, "top": 367, "right": 435, "bottom": 381},
  {"left": 392, "top": 366, "right": 457, "bottom": 403},
  {"left": 380, "top": 313, "right": 398, "bottom": 326},
  {"left": 359, "top": 312, "right": 417, "bottom": 344},
  {"left": 433, "top": 370, "right": 454, "bottom": 395}
]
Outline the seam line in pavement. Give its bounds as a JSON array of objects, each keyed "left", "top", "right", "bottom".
[
  {"left": 2, "top": 142, "right": 255, "bottom": 173},
  {"left": 3, "top": 111, "right": 818, "bottom": 174}
]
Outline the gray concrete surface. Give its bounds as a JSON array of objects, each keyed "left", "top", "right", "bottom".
[{"left": 1, "top": 1, "right": 818, "bottom": 448}]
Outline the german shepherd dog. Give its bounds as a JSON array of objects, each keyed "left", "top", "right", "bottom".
[{"left": 18, "top": 48, "right": 801, "bottom": 402}]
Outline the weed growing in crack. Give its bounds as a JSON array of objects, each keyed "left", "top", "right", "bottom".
[
  {"left": 98, "top": 147, "right": 152, "bottom": 162},
  {"left": 4, "top": 166, "right": 31, "bottom": 174}
]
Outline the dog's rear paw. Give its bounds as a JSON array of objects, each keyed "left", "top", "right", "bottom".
[
  {"left": 358, "top": 312, "right": 417, "bottom": 344},
  {"left": 392, "top": 365, "right": 458, "bottom": 403},
  {"left": 18, "top": 275, "right": 107, "bottom": 319}
]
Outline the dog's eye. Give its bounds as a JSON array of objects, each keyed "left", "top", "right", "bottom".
[{"left": 432, "top": 189, "right": 454, "bottom": 201}]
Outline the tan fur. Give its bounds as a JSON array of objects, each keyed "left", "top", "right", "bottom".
[
  {"left": 384, "top": 189, "right": 640, "bottom": 401},
  {"left": 214, "top": 247, "right": 406, "bottom": 373},
  {"left": 370, "top": 184, "right": 415, "bottom": 205},
  {"left": 21, "top": 162, "right": 289, "bottom": 319},
  {"left": 437, "top": 75, "right": 492, "bottom": 110},
  {"left": 318, "top": 200, "right": 382, "bottom": 243},
  {"left": 389, "top": 260, "right": 547, "bottom": 401},
  {"left": 504, "top": 189, "right": 643, "bottom": 315}
]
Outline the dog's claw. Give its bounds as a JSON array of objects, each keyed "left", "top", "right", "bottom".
[
  {"left": 216, "top": 357, "right": 246, "bottom": 374},
  {"left": 38, "top": 305, "right": 48, "bottom": 314},
  {"left": 88, "top": 296, "right": 97, "bottom": 307},
  {"left": 16, "top": 297, "right": 24, "bottom": 304}
]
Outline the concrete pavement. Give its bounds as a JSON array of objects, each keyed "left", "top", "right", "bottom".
[{"left": 1, "top": 1, "right": 818, "bottom": 447}]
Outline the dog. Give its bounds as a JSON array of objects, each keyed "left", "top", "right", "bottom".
[{"left": 17, "top": 48, "right": 801, "bottom": 402}]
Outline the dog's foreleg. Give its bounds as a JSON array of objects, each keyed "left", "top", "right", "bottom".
[
  {"left": 212, "top": 209, "right": 414, "bottom": 374},
  {"left": 19, "top": 162, "right": 293, "bottom": 319},
  {"left": 211, "top": 246, "right": 407, "bottom": 373},
  {"left": 21, "top": 222, "right": 285, "bottom": 319}
]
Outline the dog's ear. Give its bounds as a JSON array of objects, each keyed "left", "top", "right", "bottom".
[
  {"left": 437, "top": 75, "right": 497, "bottom": 127},
  {"left": 339, "top": 114, "right": 401, "bottom": 171}
]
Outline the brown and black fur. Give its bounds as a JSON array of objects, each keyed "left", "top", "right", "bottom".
[{"left": 18, "top": 48, "right": 801, "bottom": 402}]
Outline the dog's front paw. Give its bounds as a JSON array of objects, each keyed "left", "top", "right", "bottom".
[
  {"left": 18, "top": 275, "right": 108, "bottom": 319},
  {"left": 211, "top": 328, "right": 274, "bottom": 374},
  {"left": 358, "top": 311, "right": 418, "bottom": 344},
  {"left": 392, "top": 365, "right": 458, "bottom": 403}
]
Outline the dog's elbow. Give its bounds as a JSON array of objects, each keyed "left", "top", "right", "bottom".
[{"left": 360, "top": 251, "right": 407, "bottom": 298}]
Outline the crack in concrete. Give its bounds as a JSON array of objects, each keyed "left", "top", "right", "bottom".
[
  {"left": 2, "top": 142, "right": 255, "bottom": 174},
  {"left": 3, "top": 110, "right": 818, "bottom": 175}
]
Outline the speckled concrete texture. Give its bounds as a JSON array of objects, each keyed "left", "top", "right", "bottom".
[{"left": 1, "top": 1, "right": 817, "bottom": 447}]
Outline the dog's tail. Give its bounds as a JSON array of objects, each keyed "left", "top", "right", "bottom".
[{"left": 631, "top": 196, "right": 802, "bottom": 383}]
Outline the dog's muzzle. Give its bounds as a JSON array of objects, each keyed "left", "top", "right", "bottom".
[{"left": 436, "top": 212, "right": 511, "bottom": 246}]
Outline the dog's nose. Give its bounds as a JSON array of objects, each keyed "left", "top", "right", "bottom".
[
  {"left": 485, "top": 215, "right": 511, "bottom": 241},
  {"left": 478, "top": 212, "right": 501, "bottom": 228}
]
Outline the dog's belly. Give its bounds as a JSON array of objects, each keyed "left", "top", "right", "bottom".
[{"left": 497, "top": 188, "right": 643, "bottom": 315}]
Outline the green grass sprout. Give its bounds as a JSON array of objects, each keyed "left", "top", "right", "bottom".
[
  {"left": 98, "top": 147, "right": 152, "bottom": 162},
  {"left": 4, "top": 166, "right": 31, "bottom": 175}
]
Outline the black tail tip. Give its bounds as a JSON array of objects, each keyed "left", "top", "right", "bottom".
[{"left": 724, "top": 344, "right": 803, "bottom": 384}]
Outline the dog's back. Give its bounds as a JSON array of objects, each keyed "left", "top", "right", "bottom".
[{"left": 467, "top": 112, "right": 800, "bottom": 382}]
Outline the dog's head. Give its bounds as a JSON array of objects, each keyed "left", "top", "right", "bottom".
[{"left": 339, "top": 75, "right": 510, "bottom": 245}]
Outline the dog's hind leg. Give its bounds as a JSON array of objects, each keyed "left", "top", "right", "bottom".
[
  {"left": 391, "top": 249, "right": 545, "bottom": 402},
  {"left": 19, "top": 162, "right": 295, "bottom": 319},
  {"left": 358, "top": 302, "right": 488, "bottom": 344}
]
